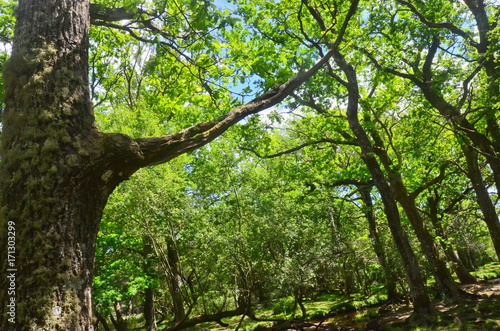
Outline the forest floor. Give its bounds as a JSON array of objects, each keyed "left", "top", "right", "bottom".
[
  {"left": 261, "top": 278, "right": 500, "bottom": 330},
  {"left": 365, "top": 277, "right": 500, "bottom": 330},
  {"left": 191, "top": 263, "right": 500, "bottom": 331}
]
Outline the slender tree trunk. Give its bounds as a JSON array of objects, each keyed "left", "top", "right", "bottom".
[
  {"left": 460, "top": 142, "right": 500, "bottom": 259},
  {"left": 110, "top": 302, "right": 128, "bottom": 331},
  {"left": 457, "top": 248, "right": 477, "bottom": 271},
  {"left": 333, "top": 50, "right": 433, "bottom": 315},
  {"left": 364, "top": 117, "right": 460, "bottom": 298},
  {"left": 329, "top": 202, "right": 357, "bottom": 296},
  {"left": 427, "top": 196, "right": 478, "bottom": 284},
  {"left": 167, "top": 240, "right": 185, "bottom": 323},
  {"left": 95, "top": 311, "right": 112, "bottom": 331},
  {"left": 342, "top": 262, "right": 357, "bottom": 296},
  {"left": 387, "top": 173, "right": 460, "bottom": 298},
  {"left": 358, "top": 186, "right": 400, "bottom": 300},
  {"left": 143, "top": 237, "right": 158, "bottom": 331}
]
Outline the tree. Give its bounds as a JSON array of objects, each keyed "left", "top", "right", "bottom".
[
  {"left": 0, "top": 0, "right": 356, "bottom": 329},
  {"left": 363, "top": 0, "right": 500, "bottom": 259}
]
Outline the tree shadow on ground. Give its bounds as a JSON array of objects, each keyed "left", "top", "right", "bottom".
[{"left": 365, "top": 278, "right": 500, "bottom": 330}]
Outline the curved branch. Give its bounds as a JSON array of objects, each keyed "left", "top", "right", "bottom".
[
  {"left": 132, "top": 47, "right": 338, "bottom": 168},
  {"left": 239, "top": 137, "right": 357, "bottom": 159},
  {"left": 423, "top": 35, "right": 439, "bottom": 84},
  {"left": 409, "top": 162, "right": 451, "bottom": 199},
  {"left": 395, "top": 0, "right": 479, "bottom": 48}
]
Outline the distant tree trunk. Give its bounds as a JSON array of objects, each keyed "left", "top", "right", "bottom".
[
  {"left": 110, "top": 302, "right": 128, "bottom": 331},
  {"left": 294, "top": 289, "right": 307, "bottom": 321},
  {"left": 167, "top": 239, "right": 185, "bottom": 323},
  {"left": 387, "top": 174, "right": 460, "bottom": 298},
  {"left": 333, "top": 49, "right": 433, "bottom": 315},
  {"left": 342, "top": 262, "right": 357, "bottom": 296},
  {"left": 358, "top": 186, "right": 400, "bottom": 300},
  {"left": 329, "top": 203, "right": 357, "bottom": 296},
  {"left": 457, "top": 248, "right": 478, "bottom": 271},
  {"left": 364, "top": 117, "right": 460, "bottom": 299},
  {"left": 427, "top": 195, "right": 478, "bottom": 284},
  {"left": 143, "top": 237, "right": 158, "bottom": 331}
]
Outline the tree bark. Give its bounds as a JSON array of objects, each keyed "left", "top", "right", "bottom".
[
  {"left": 389, "top": 178, "right": 459, "bottom": 298},
  {"left": 110, "top": 302, "right": 128, "bottom": 331},
  {"left": 166, "top": 239, "right": 185, "bottom": 323},
  {"left": 460, "top": 142, "right": 500, "bottom": 259},
  {"left": 332, "top": 50, "right": 433, "bottom": 315},
  {"left": 358, "top": 186, "right": 400, "bottom": 300},
  {"left": 427, "top": 195, "right": 478, "bottom": 284},
  {"left": 143, "top": 237, "right": 158, "bottom": 331},
  {"left": 0, "top": 1, "right": 109, "bottom": 329},
  {"left": 95, "top": 311, "right": 112, "bottom": 331}
]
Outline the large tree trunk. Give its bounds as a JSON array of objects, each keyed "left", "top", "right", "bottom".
[
  {"left": 332, "top": 50, "right": 433, "bottom": 315},
  {"left": 0, "top": 1, "right": 116, "bottom": 329}
]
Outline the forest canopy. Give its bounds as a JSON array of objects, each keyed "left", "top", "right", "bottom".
[{"left": 0, "top": 0, "right": 499, "bottom": 330}]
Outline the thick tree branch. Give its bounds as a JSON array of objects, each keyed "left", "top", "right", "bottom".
[
  {"left": 131, "top": 47, "right": 338, "bottom": 168},
  {"left": 90, "top": 4, "right": 150, "bottom": 22},
  {"left": 422, "top": 35, "right": 439, "bottom": 85},
  {"left": 462, "top": 0, "right": 490, "bottom": 52}
]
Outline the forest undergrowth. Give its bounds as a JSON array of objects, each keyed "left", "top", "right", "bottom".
[{"left": 188, "top": 263, "right": 500, "bottom": 331}]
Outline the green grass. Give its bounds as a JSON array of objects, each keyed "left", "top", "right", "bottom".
[
  {"left": 168, "top": 262, "right": 500, "bottom": 330},
  {"left": 471, "top": 261, "right": 500, "bottom": 280}
]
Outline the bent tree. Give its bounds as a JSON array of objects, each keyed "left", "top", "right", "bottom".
[{"left": 0, "top": 0, "right": 357, "bottom": 329}]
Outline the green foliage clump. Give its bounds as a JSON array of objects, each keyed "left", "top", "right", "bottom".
[{"left": 272, "top": 297, "right": 296, "bottom": 316}]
